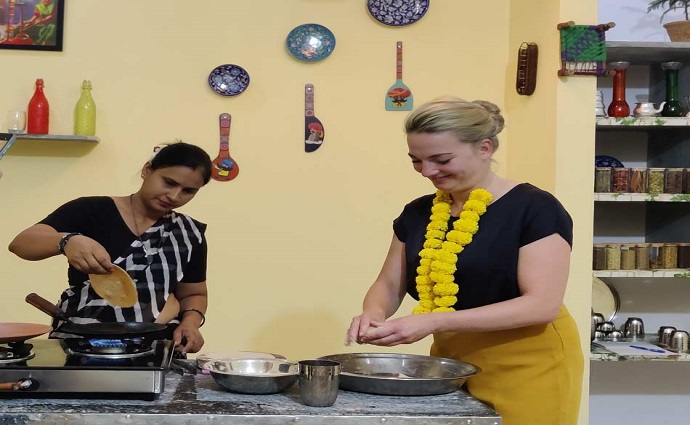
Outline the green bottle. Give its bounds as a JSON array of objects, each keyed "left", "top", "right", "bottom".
[{"left": 74, "top": 80, "right": 96, "bottom": 136}]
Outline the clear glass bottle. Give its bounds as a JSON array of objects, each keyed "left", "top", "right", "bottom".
[
  {"left": 661, "top": 61, "right": 684, "bottom": 117},
  {"left": 27, "top": 78, "right": 49, "bottom": 134},
  {"left": 74, "top": 80, "right": 96, "bottom": 136}
]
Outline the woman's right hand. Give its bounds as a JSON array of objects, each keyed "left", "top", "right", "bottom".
[{"left": 62, "top": 235, "right": 113, "bottom": 274}]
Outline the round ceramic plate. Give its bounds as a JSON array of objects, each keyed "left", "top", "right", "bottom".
[
  {"left": 286, "top": 23, "right": 336, "bottom": 62},
  {"left": 592, "top": 277, "right": 620, "bottom": 321},
  {"left": 208, "top": 64, "right": 250, "bottom": 96},
  {"left": 595, "top": 155, "right": 624, "bottom": 168},
  {"left": 367, "top": 0, "right": 429, "bottom": 27}
]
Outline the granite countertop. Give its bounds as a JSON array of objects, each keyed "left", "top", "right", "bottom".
[{"left": 0, "top": 368, "right": 501, "bottom": 425}]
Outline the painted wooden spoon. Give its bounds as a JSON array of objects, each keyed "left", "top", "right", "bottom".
[
  {"left": 385, "top": 41, "right": 413, "bottom": 111},
  {"left": 304, "top": 83, "right": 324, "bottom": 153},
  {"left": 211, "top": 113, "right": 239, "bottom": 181}
]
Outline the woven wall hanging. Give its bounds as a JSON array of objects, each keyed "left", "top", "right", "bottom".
[{"left": 557, "top": 21, "right": 616, "bottom": 77}]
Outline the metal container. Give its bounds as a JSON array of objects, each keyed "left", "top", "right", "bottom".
[
  {"left": 623, "top": 317, "right": 645, "bottom": 339},
  {"left": 658, "top": 326, "right": 677, "bottom": 347},
  {"left": 318, "top": 353, "right": 480, "bottom": 396},
  {"left": 203, "top": 358, "right": 298, "bottom": 394},
  {"left": 669, "top": 330, "right": 689, "bottom": 353}
]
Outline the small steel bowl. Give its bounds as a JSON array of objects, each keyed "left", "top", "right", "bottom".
[{"left": 204, "top": 358, "right": 298, "bottom": 394}]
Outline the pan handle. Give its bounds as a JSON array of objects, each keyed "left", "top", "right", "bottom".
[
  {"left": 25, "top": 293, "right": 72, "bottom": 323},
  {"left": 0, "top": 378, "right": 39, "bottom": 391}
]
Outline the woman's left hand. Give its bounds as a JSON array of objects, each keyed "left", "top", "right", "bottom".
[
  {"left": 172, "top": 323, "right": 204, "bottom": 354},
  {"left": 359, "top": 314, "right": 436, "bottom": 347}
]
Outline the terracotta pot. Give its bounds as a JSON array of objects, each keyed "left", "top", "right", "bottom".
[{"left": 663, "top": 20, "right": 690, "bottom": 41}]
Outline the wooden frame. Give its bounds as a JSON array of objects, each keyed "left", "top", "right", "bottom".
[{"left": 0, "top": 0, "right": 65, "bottom": 51}]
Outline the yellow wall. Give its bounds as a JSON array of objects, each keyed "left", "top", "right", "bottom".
[{"left": 1, "top": 1, "right": 594, "bottom": 423}]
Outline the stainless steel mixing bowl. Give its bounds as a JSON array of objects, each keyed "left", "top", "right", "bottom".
[
  {"left": 318, "top": 353, "right": 480, "bottom": 396},
  {"left": 204, "top": 358, "right": 298, "bottom": 394}
]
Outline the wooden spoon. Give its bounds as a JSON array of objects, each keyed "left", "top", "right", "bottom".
[
  {"left": 305, "top": 83, "right": 325, "bottom": 152},
  {"left": 385, "top": 41, "right": 413, "bottom": 111},
  {"left": 211, "top": 113, "right": 240, "bottom": 181},
  {"left": 89, "top": 264, "right": 138, "bottom": 308}
]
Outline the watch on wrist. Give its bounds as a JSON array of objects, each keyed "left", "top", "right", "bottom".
[{"left": 58, "top": 232, "right": 81, "bottom": 255}]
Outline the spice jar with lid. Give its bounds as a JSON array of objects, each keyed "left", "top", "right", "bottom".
[
  {"left": 620, "top": 244, "right": 636, "bottom": 270},
  {"left": 661, "top": 243, "right": 679, "bottom": 269},
  {"left": 605, "top": 244, "right": 621, "bottom": 270},
  {"left": 630, "top": 168, "right": 648, "bottom": 193},
  {"left": 649, "top": 243, "right": 664, "bottom": 269},
  {"left": 648, "top": 168, "right": 665, "bottom": 194},
  {"left": 636, "top": 243, "right": 650, "bottom": 269},
  {"left": 595, "top": 167, "right": 612, "bottom": 193},
  {"left": 593, "top": 244, "right": 607, "bottom": 270},
  {"left": 678, "top": 243, "right": 690, "bottom": 268},
  {"left": 665, "top": 168, "right": 684, "bottom": 194},
  {"left": 612, "top": 167, "right": 631, "bottom": 193}
]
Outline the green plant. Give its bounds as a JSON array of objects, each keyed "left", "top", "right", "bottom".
[{"left": 648, "top": 0, "right": 690, "bottom": 22}]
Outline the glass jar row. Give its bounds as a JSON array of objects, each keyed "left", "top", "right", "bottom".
[
  {"left": 594, "top": 167, "right": 689, "bottom": 194},
  {"left": 593, "top": 243, "right": 690, "bottom": 270}
]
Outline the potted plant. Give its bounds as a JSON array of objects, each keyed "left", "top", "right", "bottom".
[{"left": 648, "top": 0, "right": 690, "bottom": 41}]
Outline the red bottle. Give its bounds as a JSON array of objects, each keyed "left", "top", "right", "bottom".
[{"left": 28, "top": 78, "right": 50, "bottom": 134}]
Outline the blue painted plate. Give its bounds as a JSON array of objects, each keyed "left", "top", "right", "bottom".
[
  {"left": 595, "top": 155, "right": 624, "bottom": 168},
  {"left": 286, "top": 24, "right": 336, "bottom": 62},
  {"left": 208, "top": 64, "right": 250, "bottom": 96},
  {"left": 367, "top": 0, "right": 429, "bottom": 27}
]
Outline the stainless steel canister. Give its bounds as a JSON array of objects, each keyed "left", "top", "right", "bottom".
[
  {"left": 658, "top": 326, "right": 677, "bottom": 347},
  {"left": 623, "top": 317, "right": 645, "bottom": 339},
  {"left": 669, "top": 330, "right": 689, "bottom": 353}
]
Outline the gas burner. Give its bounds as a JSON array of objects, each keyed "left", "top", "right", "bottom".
[
  {"left": 63, "top": 338, "right": 154, "bottom": 359},
  {"left": 0, "top": 343, "right": 34, "bottom": 364}
]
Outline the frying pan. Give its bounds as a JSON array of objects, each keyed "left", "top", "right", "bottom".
[
  {"left": 25, "top": 293, "right": 167, "bottom": 339},
  {"left": 0, "top": 322, "right": 52, "bottom": 343}
]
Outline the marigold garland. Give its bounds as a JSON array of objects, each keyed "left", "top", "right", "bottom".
[{"left": 413, "top": 188, "right": 493, "bottom": 314}]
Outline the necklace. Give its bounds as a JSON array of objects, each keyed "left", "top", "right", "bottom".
[
  {"left": 412, "top": 188, "right": 493, "bottom": 314},
  {"left": 129, "top": 194, "right": 157, "bottom": 260}
]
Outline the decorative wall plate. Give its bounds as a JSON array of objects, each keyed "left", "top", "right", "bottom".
[
  {"left": 595, "top": 155, "right": 624, "bottom": 168},
  {"left": 286, "top": 24, "right": 336, "bottom": 62},
  {"left": 208, "top": 64, "right": 250, "bottom": 96},
  {"left": 367, "top": 0, "right": 429, "bottom": 27}
]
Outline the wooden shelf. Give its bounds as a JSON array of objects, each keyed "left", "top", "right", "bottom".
[
  {"left": 0, "top": 133, "right": 99, "bottom": 160},
  {"left": 591, "top": 339, "right": 690, "bottom": 361},
  {"left": 597, "top": 117, "right": 690, "bottom": 127},
  {"left": 594, "top": 193, "right": 690, "bottom": 202},
  {"left": 607, "top": 41, "right": 690, "bottom": 65},
  {"left": 594, "top": 270, "right": 690, "bottom": 279}
]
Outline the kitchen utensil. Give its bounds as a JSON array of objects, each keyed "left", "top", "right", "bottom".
[
  {"left": 592, "top": 277, "right": 620, "bottom": 321},
  {"left": 203, "top": 358, "right": 298, "bottom": 394},
  {"left": 367, "top": 0, "right": 429, "bottom": 27},
  {"left": 669, "top": 330, "right": 689, "bottom": 353},
  {"left": 385, "top": 41, "right": 413, "bottom": 111},
  {"left": 609, "top": 330, "right": 624, "bottom": 341},
  {"left": 89, "top": 264, "right": 138, "bottom": 308},
  {"left": 298, "top": 359, "right": 341, "bottom": 407},
  {"left": 658, "top": 326, "right": 677, "bottom": 347},
  {"left": 318, "top": 353, "right": 479, "bottom": 396},
  {"left": 597, "top": 321, "right": 616, "bottom": 333},
  {"left": 208, "top": 64, "right": 250, "bottom": 96},
  {"left": 304, "top": 84, "right": 324, "bottom": 153},
  {"left": 0, "top": 322, "right": 52, "bottom": 343},
  {"left": 285, "top": 23, "right": 336, "bottom": 62},
  {"left": 25, "top": 293, "right": 167, "bottom": 338},
  {"left": 211, "top": 113, "right": 239, "bottom": 181},
  {"left": 594, "top": 330, "right": 606, "bottom": 340},
  {"left": 196, "top": 351, "right": 287, "bottom": 371},
  {"left": 623, "top": 317, "right": 645, "bottom": 339}
]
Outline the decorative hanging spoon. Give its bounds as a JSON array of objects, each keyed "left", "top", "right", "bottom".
[
  {"left": 211, "top": 113, "right": 239, "bottom": 181},
  {"left": 304, "top": 83, "right": 324, "bottom": 152},
  {"left": 385, "top": 41, "right": 413, "bottom": 111}
]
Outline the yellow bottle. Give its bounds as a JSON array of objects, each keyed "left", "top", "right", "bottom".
[{"left": 74, "top": 80, "right": 96, "bottom": 136}]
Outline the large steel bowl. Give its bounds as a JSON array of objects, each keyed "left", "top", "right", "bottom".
[
  {"left": 203, "top": 358, "right": 298, "bottom": 394},
  {"left": 318, "top": 353, "right": 480, "bottom": 396}
]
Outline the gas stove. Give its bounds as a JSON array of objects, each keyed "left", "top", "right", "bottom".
[{"left": 0, "top": 338, "right": 174, "bottom": 400}]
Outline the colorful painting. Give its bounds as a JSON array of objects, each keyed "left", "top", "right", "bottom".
[{"left": 0, "top": 0, "right": 64, "bottom": 51}]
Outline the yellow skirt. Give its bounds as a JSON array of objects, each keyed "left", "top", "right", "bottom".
[{"left": 431, "top": 305, "right": 583, "bottom": 425}]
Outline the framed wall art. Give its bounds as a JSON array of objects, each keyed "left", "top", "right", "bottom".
[{"left": 0, "top": 0, "right": 65, "bottom": 51}]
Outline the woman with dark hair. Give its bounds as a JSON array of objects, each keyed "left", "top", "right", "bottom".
[{"left": 9, "top": 142, "right": 212, "bottom": 354}]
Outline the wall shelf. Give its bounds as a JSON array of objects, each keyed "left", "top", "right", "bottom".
[
  {"left": 594, "top": 270, "right": 690, "bottom": 279},
  {"left": 607, "top": 41, "right": 690, "bottom": 65},
  {"left": 0, "top": 133, "right": 99, "bottom": 161},
  {"left": 595, "top": 193, "right": 690, "bottom": 202}
]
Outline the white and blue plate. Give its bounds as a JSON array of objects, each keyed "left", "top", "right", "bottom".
[
  {"left": 286, "top": 24, "right": 336, "bottom": 63},
  {"left": 595, "top": 155, "right": 624, "bottom": 168},
  {"left": 367, "top": 0, "right": 429, "bottom": 27},
  {"left": 208, "top": 64, "right": 250, "bottom": 96}
]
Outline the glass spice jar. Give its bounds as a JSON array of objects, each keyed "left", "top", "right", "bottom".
[
  {"left": 661, "top": 243, "right": 679, "bottom": 269},
  {"left": 620, "top": 244, "right": 637, "bottom": 270},
  {"left": 630, "top": 168, "right": 648, "bottom": 193},
  {"left": 677, "top": 243, "right": 690, "bottom": 268},
  {"left": 648, "top": 168, "right": 666, "bottom": 194},
  {"left": 605, "top": 244, "right": 621, "bottom": 270},
  {"left": 612, "top": 167, "right": 631, "bottom": 192},
  {"left": 636, "top": 243, "right": 650, "bottom": 269},
  {"left": 683, "top": 169, "right": 690, "bottom": 194},
  {"left": 595, "top": 167, "right": 612, "bottom": 193},
  {"left": 665, "top": 168, "right": 684, "bottom": 194},
  {"left": 648, "top": 243, "right": 664, "bottom": 269},
  {"left": 593, "top": 244, "right": 607, "bottom": 270}
]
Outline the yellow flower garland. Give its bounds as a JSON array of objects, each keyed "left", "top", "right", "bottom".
[{"left": 412, "top": 188, "right": 493, "bottom": 314}]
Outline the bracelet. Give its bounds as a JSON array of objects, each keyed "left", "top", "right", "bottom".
[
  {"left": 58, "top": 232, "right": 81, "bottom": 255},
  {"left": 179, "top": 308, "right": 206, "bottom": 327}
]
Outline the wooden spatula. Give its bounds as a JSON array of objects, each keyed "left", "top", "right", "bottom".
[
  {"left": 304, "top": 83, "right": 325, "bottom": 153},
  {"left": 211, "top": 113, "right": 240, "bottom": 181},
  {"left": 385, "top": 41, "right": 413, "bottom": 111},
  {"left": 89, "top": 264, "right": 138, "bottom": 308}
]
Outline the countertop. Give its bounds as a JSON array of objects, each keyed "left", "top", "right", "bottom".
[{"left": 0, "top": 366, "right": 501, "bottom": 425}]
